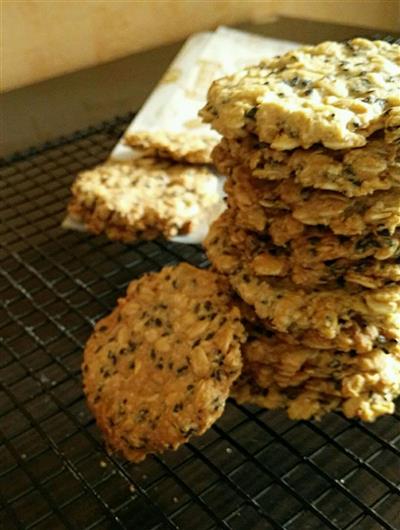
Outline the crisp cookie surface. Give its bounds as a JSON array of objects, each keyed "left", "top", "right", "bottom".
[
  {"left": 228, "top": 201, "right": 400, "bottom": 256},
  {"left": 82, "top": 263, "right": 245, "bottom": 462},
  {"left": 232, "top": 332, "right": 400, "bottom": 422},
  {"left": 214, "top": 136, "right": 400, "bottom": 198},
  {"left": 223, "top": 164, "right": 400, "bottom": 237},
  {"left": 205, "top": 210, "right": 400, "bottom": 289},
  {"left": 290, "top": 226, "right": 400, "bottom": 264},
  {"left": 124, "top": 131, "right": 218, "bottom": 164},
  {"left": 227, "top": 295, "right": 400, "bottom": 354},
  {"left": 201, "top": 38, "right": 400, "bottom": 150},
  {"left": 230, "top": 264, "right": 400, "bottom": 353},
  {"left": 68, "top": 158, "right": 220, "bottom": 242}
]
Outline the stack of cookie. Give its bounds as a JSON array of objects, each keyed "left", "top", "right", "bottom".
[{"left": 202, "top": 38, "right": 400, "bottom": 421}]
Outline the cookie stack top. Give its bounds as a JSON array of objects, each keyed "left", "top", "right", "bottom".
[
  {"left": 202, "top": 38, "right": 400, "bottom": 422},
  {"left": 200, "top": 38, "right": 400, "bottom": 150}
]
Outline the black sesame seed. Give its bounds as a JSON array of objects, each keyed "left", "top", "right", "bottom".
[
  {"left": 336, "top": 277, "right": 345, "bottom": 288},
  {"left": 211, "top": 370, "right": 222, "bottom": 381},
  {"left": 180, "top": 427, "right": 197, "bottom": 437},
  {"left": 136, "top": 409, "right": 149, "bottom": 422},
  {"left": 287, "top": 76, "right": 299, "bottom": 86},
  {"left": 173, "top": 403, "right": 184, "bottom": 412},
  {"left": 245, "top": 106, "right": 257, "bottom": 119}
]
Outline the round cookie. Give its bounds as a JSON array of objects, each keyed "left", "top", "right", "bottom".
[
  {"left": 82, "top": 263, "right": 245, "bottom": 462},
  {"left": 204, "top": 210, "right": 400, "bottom": 289},
  {"left": 226, "top": 294, "right": 400, "bottom": 355},
  {"left": 213, "top": 135, "right": 400, "bottom": 198},
  {"left": 230, "top": 264, "right": 400, "bottom": 352},
  {"left": 232, "top": 376, "right": 398, "bottom": 423},
  {"left": 68, "top": 157, "right": 221, "bottom": 242},
  {"left": 232, "top": 332, "right": 400, "bottom": 421},
  {"left": 224, "top": 164, "right": 400, "bottom": 237},
  {"left": 201, "top": 38, "right": 400, "bottom": 150},
  {"left": 223, "top": 205, "right": 400, "bottom": 259},
  {"left": 291, "top": 226, "right": 400, "bottom": 264}
]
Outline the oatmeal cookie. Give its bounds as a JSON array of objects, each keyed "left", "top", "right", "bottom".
[
  {"left": 213, "top": 135, "right": 400, "bottom": 198},
  {"left": 230, "top": 265, "right": 400, "bottom": 351},
  {"left": 232, "top": 333, "right": 400, "bottom": 421},
  {"left": 68, "top": 158, "right": 220, "bottom": 242},
  {"left": 124, "top": 131, "right": 218, "bottom": 164},
  {"left": 234, "top": 204, "right": 400, "bottom": 252},
  {"left": 82, "top": 263, "right": 245, "bottom": 462},
  {"left": 291, "top": 227, "right": 400, "bottom": 264},
  {"left": 201, "top": 38, "right": 400, "bottom": 150},
  {"left": 204, "top": 211, "right": 400, "bottom": 289},
  {"left": 224, "top": 165, "right": 400, "bottom": 236}
]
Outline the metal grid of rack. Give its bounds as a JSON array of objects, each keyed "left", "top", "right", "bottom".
[{"left": 1, "top": 109, "right": 400, "bottom": 530}]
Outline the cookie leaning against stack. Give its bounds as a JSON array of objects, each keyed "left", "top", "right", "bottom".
[
  {"left": 202, "top": 38, "right": 400, "bottom": 421},
  {"left": 83, "top": 263, "right": 245, "bottom": 462}
]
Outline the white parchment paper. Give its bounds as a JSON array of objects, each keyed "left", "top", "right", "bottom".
[{"left": 63, "top": 27, "right": 300, "bottom": 244}]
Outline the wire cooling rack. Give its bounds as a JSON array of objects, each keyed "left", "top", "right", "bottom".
[{"left": 1, "top": 109, "right": 400, "bottom": 530}]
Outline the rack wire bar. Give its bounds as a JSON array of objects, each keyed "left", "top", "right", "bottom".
[{"left": 1, "top": 103, "right": 399, "bottom": 529}]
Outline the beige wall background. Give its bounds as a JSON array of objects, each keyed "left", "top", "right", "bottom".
[{"left": 3, "top": 0, "right": 400, "bottom": 92}]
